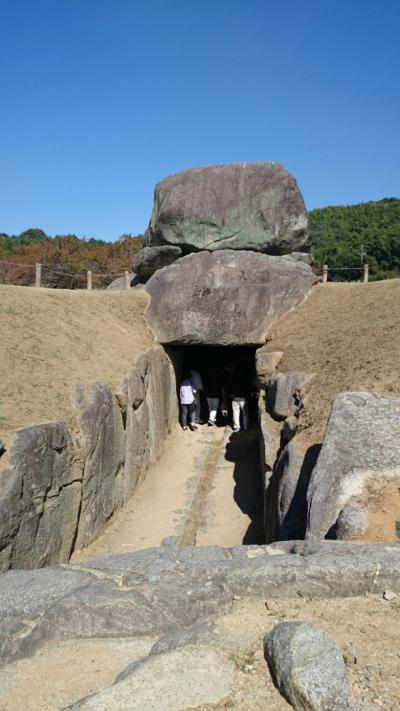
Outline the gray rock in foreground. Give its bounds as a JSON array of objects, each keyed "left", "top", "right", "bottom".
[
  {"left": 132, "top": 245, "right": 182, "bottom": 277},
  {"left": 1, "top": 541, "right": 400, "bottom": 666},
  {"left": 306, "top": 392, "right": 400, "bottom": 541},
  {"left": 145, "top": 251, "right": 317, "bottom": 345},
  {"left": 0, "top": 423, "right": 81, "bottom": 570},
  {"left": 264, "top": 621, "right": 355, "bottom": 711},
  {"left": 146, "top": 162, "right": 310, "bottom": 254},
  {"left": 65, "top": 645, "right": 234, "bottom": 710}
]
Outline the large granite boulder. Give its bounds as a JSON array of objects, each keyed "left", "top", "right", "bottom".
[
  {"left": 145, "top": 250, "right": 317, "bottom": 345},
  {"left": 132, "top": 245, "right": 182, "bottom": 277},
  {"left": 306, "top": 392, "right": 400, "bottom": 541},
  {"left": 264, "top": 621, "right": 355, "bottom": 710},
  {"left": 146, "top": 163, "right": 309, "bottom": 254},
  {"left": 1, "top": 542, "right": 400, "bottom": 666},
  {"left": 115, "top": 347, "right": 178, "bottom": 504},
  {"left": 0, "top": 423, "right": 81, "bottom": 570},
  {"left": 255, "top": 348, "right": 283, "bottom": 385},
  {"left": 70, "top": 382, "right": 126, "bottom": 550},
  {"left": 66, "top": 645, "right": 235, "bottom": 710},
  {"left": 266, "top": 372, "right": 316, "bottom": 420},
  {"left": 265, "top": 439, "right": 312, "bottom": 543}
]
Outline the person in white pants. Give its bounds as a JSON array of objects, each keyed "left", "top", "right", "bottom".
[
  {"left": 204, "top": 364, "right": 221, "bottom": 426},
  {"left": 232, "top": 396, "right": 249, "bottom": 432},
  {"left": 206, "top": 397, "right": 219, "bottom": 424}
]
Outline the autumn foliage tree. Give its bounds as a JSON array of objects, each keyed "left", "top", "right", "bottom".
[{"left": 0, "top": 231, "right": 144, "bottom": 288}]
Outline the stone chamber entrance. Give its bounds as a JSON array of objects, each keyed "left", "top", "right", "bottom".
[
  {"left": 172, "top": 344, "right": 265, "bottom": 545},
  {"left": 71, "top": 344, "right": 266, "bottom": 563}
]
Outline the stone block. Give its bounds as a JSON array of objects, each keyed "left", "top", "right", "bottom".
[
  {"left": 145, "top": 251, "right": 317, "bottom": 345},
  {"left": 146, "top": 162, "right": 309, "bottom": 254},
  {"left": 306, "top": 392, "right": 400, "bottom": 541}
]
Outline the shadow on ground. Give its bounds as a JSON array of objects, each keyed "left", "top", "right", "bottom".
[{"left": 224, "top": 429, "right": 265, "bottom": 545}]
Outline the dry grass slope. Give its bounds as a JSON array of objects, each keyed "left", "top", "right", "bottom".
[
  {"left": 0, "top": 286, "right": 154, "bottom": 441},
  {"left": 267, "top": 279, "right": 400, "bottom": 445}
]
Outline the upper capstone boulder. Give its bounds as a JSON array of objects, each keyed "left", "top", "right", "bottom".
[{"left": 146, "top": 162, "right": 310, "bottom": 255}]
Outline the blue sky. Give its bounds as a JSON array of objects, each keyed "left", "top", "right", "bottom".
[{"left": 1, "top": 0, "right": 399, "bottom": 241}]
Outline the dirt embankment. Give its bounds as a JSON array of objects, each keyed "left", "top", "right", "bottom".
[
  {"left": 266, "top": 279, "right": 400, "bottom": 544},
  {"left": 0, "top": 286, "right": 154, "bottom": 441},
  {"left": 267, "top": 279, "right": 400, "bottom": 446}
]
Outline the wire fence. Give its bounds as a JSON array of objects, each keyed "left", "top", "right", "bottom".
[
  {"left": 0, "top": 259, "right": 133, "bottom": 290},
  {"left": 321, "top": 263, "right": 369, "bottom": 283},
  {"left": 0, "top": 257, "right": 371, "bottom": 289}
]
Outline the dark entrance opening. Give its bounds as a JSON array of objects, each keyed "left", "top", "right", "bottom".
[
  {"left": 181, "top": 345, "right": 259, "bottom": 426},
  {"left": 164, "top": 344, "right": 264, "bottom": 545}
]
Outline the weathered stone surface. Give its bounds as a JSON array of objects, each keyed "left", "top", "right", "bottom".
[
  {"left": 306, "top": 392, "right": 400, "bottom": 541},
  {"left": 132, "top": 245, "right": 182, "bottom": 277},
  {"left": 281, "top": 415, "right": 299, "bottom": 444},
  {"left": 146, "top": 162, "right": 309, "bottom": 254},
  {"left": 285, "top": 251, "right": 314, "bottom": 265},
  {"left": 264, "top": 621, "right": 355, "bottom": 710},
  {"left": 107, "top": 273, "right": 146, "bottom": 289},
  {"left": 71, "top": 382, "right": 125, "bottom": 550},
  {"left": 0, "top": 423, "right": 81, "bottom": 570},
  {"left": 115, "top": 347, "right": 178, "bottom": 504},
  {"left": 0, "top": 345, "right": 178, "bottom": 573},
  {"left": 66, "top": 645, "right": 234, "bottom": 710},
  {"left": 135, "top": 347, "right": 178, "bottom": 465},
  {"left": 145, "top": 251, "right": 317, "bottom": 345},
  {"left": 336, "top": 504, "right": 369, "bottom": 541},
  {"left": 265, "top": 439, "right": 315, "bottom": 543},
  {"left": 255, "top": 348, "right": 283, "bottom": 385},
  {"left": 149, "top": 622, "right": 216, "bottom": 656},
  {"left": 266, "top": 372, "right": 316, "bottom": 420},
  {"left": 1, "top": 542, "right": 400, "bottom": 666}
]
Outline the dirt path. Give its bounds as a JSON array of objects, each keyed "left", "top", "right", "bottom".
[
  {"left": 196, "top": 428, "right": 264, "bottom": 547},
  {"left": 71, "top": 423, "right": 263, "bottom": 563}
]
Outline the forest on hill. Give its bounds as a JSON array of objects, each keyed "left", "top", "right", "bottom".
[
  {"left": 1, "top": 197, "right": 399, "bottom": 287},
  {"left": 0, "top": 229, "right": 144, "bottom": 288},
  {"left": 309, "top": 198, "right": 400, "bottom": 281}
]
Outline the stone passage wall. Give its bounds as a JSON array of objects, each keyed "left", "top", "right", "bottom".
[{"left": 0, "top": 345, "right": 178, "bottom": 570}]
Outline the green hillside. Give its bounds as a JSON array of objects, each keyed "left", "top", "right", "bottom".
[{"left": 309, "top": 198, "right": 400, "bottom": 281}]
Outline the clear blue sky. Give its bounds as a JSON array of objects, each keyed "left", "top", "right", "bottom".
[{"left": 1, "top": 0, "right": 399, "bottom": 241}]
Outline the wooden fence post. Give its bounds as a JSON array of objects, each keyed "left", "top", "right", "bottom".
[
  {"left": 322, "top": 264, "right": 328, "bottom": 284},
  {"left": 363, "top": 264, "right": 369, "bottom": 283},
  {"left": 124, "top": 271, "right": 130, "bottom": 290},
  {"left": 35, "top": 263, "right": 42, "bottom": 288},
  {"left": 87, "top": 270, "right": 92, "bottom": 290}
]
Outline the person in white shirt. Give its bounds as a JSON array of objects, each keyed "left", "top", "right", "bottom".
[
  {"left": 190, "top": 368, "right": 204, "bottom": 423},
  {"left": 179, "top": 375, "right": 198, "bottom": 431}
]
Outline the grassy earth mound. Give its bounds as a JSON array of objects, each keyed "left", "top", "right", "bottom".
[{"left": 0, "top": 286, "right": 153, "bottom": 441}]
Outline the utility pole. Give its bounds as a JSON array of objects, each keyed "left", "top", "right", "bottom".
[{"left": 360, "top": 244, "right": 365, "bottom": 264}]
